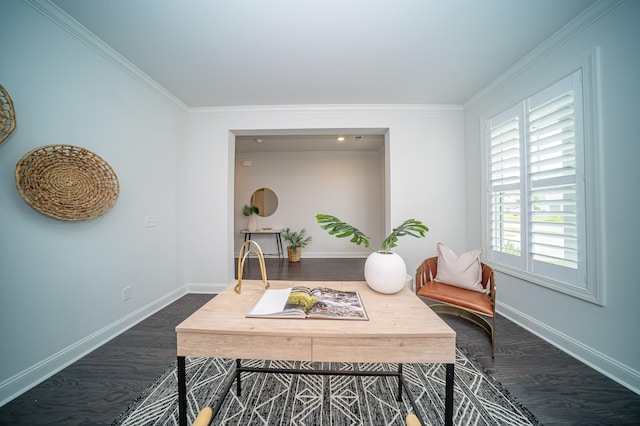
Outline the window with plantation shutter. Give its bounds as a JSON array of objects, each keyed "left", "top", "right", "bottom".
[
  {"left": 489, "top": 106, "right": 522, "bottom": 264},
  {"left": 486, "top": 69, "right": 589, "bottom": 295},
  {"left": 527, "top": 73, "right": 583, "bottom": 284}
]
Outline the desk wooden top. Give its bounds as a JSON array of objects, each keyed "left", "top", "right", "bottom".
[{"left": 176, "top": 280, "right": 455, "bottom": 364}]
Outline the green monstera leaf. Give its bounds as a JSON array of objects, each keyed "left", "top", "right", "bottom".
[{"left": 316, "top": 214, "right": 428, "bottom": 253}]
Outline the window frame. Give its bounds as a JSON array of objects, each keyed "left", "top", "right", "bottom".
[{"left": 481, "top": 49, "right": 603, "bottom": 305}]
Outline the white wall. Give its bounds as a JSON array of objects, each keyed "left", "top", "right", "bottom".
[
  {"left": 464, "top": 0, "right": 640, "bottom": 393},
  {"left": 0, "top": 1, "right": 187, "bottom": 404},
  {"left": 234, "top": 149, "right": 384, "bottom": 257},
  {"left": 186, "top": 105, "right": 465, "bottom": 288}
]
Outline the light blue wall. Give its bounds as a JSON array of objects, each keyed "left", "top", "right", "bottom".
[
  {"left": 0, "top": 1, "right": 188, "bottom": 404},
  {"left": 463, "top": 0, "right": 640, "bottom": 393}
]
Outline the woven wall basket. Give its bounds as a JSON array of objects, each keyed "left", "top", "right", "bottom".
[
  {"left": 1, "top": 83, "right": 16, "bottom": 145},
  {"left": 15, "top": 145, "right": 120, "bottom": 221}
]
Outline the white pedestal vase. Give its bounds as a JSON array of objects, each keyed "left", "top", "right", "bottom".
[
  {"left": 364, "top": 251, "right": 407, "bottom": 294},
  {"left": 247, "top": 214, "right": 257, "bottom": 232}
]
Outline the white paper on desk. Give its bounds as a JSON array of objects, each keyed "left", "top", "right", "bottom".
[{"left": 248, "top": 288, "right": 292, "bottom": 315}]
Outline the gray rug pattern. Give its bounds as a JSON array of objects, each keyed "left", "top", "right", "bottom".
[{"left": 113, "top": 348, "right": 541, "bottom": 425}]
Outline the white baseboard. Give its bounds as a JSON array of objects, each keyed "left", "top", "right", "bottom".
[
  {"left": 186, "top": 282, "right": 228, "bottom": 294},
  {"left": 299, "top": 251, "right": 369, "bottom": 258},
  {"left": 497, "top": 301, "right": 640, "bottom": 395},
  {"left": 234, "top": 252, "right": 368, "bottom": 259},
  {"left": 0, "top": 286, "right": 189, "bottom": 407}
]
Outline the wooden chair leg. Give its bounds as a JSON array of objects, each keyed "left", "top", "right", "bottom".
[
  {"left": 406, "top": 412, "right": 422, "bottom": 426},
  {"left": 193, "top": 407, "right": 213, "bottom": 426}
]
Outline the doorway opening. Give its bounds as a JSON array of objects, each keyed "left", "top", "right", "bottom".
[{"left": 231, "top": 128, "right": 389, "bottom": 260}]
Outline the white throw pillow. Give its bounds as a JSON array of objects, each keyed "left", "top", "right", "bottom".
[{"left": 434, "top": 243, "right": 486, "bottom": 293}]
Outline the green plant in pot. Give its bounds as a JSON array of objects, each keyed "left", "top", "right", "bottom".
[
  {"left": 316, "top": 214, "right": 429, "bottom": 294},
  {"left": 282, "top": 228, "right": 312, "bottom": 263},
  {"left": 243, "top": 204, "right": 259, "bottom": 232}
]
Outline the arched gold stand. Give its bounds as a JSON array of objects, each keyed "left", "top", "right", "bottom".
[{"left": 235, "top": 240, "right": 270, "bottom": 294}]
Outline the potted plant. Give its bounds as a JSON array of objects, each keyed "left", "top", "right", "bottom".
[
  {"left": 316, "top": 214, "right": 429, "bottom": 294},
  {"left": 243, "top": 204, "right": 259, "bottom": 232},
  {"left": 282, "top": 228, "right": 312, "bottom": 263}
]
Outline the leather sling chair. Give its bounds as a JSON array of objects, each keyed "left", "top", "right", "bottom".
[{"left": 415, "top": 256, "right": 496, "bottom": 358}]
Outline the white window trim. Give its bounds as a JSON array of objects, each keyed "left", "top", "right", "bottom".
[{"left": 481, "top": 48, "right": 604, "bottom": 305}]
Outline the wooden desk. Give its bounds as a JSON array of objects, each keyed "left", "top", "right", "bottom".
[
  {"left": 240, "top": 229, "right": 284, "bottom": 258},
  {"left": 176, "top": 280, "right": 456, "bottom": 425}
]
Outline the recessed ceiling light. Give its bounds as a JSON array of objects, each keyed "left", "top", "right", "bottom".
[
  {"left": 255, "top": 138, "right": 263, "bottom": 143},
  {"left": 337, "top": 137, "right": 345, "bottom": 142}
]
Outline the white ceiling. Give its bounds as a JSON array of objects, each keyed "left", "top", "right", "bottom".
[{"left": 50, "top": 0, "right": 597, "bottom": 108}]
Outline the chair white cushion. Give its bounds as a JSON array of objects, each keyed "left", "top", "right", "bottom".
[{"left": 434, "top": 243, "right": 486, "bottom": 293}]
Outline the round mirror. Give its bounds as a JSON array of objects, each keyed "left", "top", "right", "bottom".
[{"left": 250, "top": 188, "right": 278, "bottom": 217}]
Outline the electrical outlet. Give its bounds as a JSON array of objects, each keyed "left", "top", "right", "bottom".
[
  {"left": 122, "top": 286, "right": 131, "bottom": 301},
  {"left": 145, "top": 216, "right": 157, "bottom": 227}
]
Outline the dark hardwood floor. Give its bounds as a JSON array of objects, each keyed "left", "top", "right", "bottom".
[{"left": 1, "top": 258, "right": 639, "bottom": 425}]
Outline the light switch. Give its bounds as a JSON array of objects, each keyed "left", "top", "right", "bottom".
[{"left": 145, "top": 216, "right": 157, "bottom": 227}]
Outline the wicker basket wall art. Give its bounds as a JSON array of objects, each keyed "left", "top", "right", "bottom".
[
  {"left": 1, "top": 83, "right": 16, "bottom": 145},
  {"left": 15, "top": 144, "right": 119, "bottom": 221}
]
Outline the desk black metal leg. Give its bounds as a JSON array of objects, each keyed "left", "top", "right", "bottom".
[
  {"left": 209, "top": 364, "right": 240, "bottom": 423},
  {"left": 178, "top": 356, "right": 187, "bottom": 426},
  {"left": 445, "top": 363, "right": 454, "bottom": 426},
  {"left": 236, "top": 359, "right": 242, "bottom": 396},
  {"left": 397, "top": 364, "right": 403, "bottom": 401},
  {"left": 192, "top": 359, "right": 443, "bottom": 426}
]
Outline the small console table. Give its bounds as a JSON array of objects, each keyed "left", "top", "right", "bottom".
[{"left": 240, "top": 229, "right": 284, "bottom": 259}]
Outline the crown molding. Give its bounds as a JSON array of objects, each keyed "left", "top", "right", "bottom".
[
  {"left": 24, "top": 0, "right": 188, "bottom": 112},
  {"left": 464, "top": 0, "right": 624, "bottom": 109},
  {"left": 188, "top": 104, "right": 463, "bottom": 115}
]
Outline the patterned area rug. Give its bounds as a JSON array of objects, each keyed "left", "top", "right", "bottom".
[{"left": 113, "top": 347, "right": 541, "bottom": 425}]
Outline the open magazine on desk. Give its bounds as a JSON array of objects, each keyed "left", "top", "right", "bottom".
[{"left": 247, "top": 286, "right": 368, "bottom": 320}]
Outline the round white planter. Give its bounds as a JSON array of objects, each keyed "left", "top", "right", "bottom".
[{"left": 364, "top": 251, "right": 407, "bottom": 294}]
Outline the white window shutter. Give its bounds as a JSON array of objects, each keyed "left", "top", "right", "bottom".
[
  {"left": 488, "top": 106, "right": 522, "bottom": 264},
  {"left": 528, "top": 86, "right": 578, "bottom": 270},
  {"left": 486, "top": 70, "right": 584, "bottom": 287}
]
